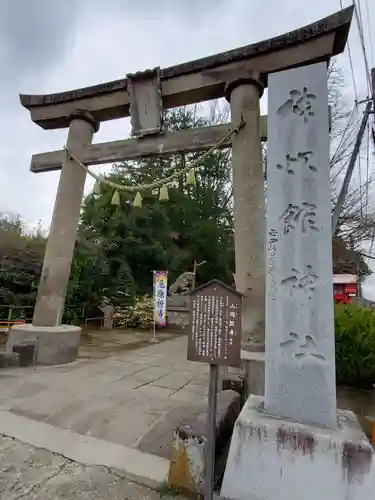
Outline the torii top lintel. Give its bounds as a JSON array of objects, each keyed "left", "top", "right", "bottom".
[{"left": 20, "top": 6, "right": 353, "bottom": 130}]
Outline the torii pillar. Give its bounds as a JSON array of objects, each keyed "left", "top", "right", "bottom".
[
  {"left": 226, "top": 73, "right": 266, "bottom": 394},
  {"left": 8, "top": 6, "right": 353, "bottom": 369},
  {"left": 7, "top": 111, "right": 99, "bottom": 364}
]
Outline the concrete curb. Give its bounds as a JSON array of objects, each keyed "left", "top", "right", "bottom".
[{"left": 0, "top": 410, "right": 169, "bottom": 489}]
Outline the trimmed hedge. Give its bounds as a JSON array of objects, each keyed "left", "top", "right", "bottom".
[{"left": 335, "top": 303, "right": 375, "bottom": 389}]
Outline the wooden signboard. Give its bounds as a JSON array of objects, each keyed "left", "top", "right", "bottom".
[
  {"left": 186, "top": 279, "right": 242, "bottom": 500},
  {"left": 187, "top": 279, "right": 242, "bottom": 368}
]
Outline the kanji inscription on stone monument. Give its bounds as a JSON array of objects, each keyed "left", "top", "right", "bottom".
[
  {"left": 265, "top": 62, "right": 336, "bottom": 429},
  {"left": 187, "top": 279, "right": 242, "bottom": 367}
]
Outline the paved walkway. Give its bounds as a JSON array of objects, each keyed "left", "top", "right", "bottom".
[{"left": 0, "top": 335, "right": 208, "bottom": 448}]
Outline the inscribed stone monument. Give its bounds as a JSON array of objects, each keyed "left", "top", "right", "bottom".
[
  {"left": 264, "top": 62, "right": 336, "bottom": 429},
  {"left": 221, "top": 61, "right": 375, "bottom": 500}
]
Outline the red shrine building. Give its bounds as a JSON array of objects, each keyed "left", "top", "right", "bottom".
[{"left": 333, "top": 274, "right": 358, "bottom": 304}]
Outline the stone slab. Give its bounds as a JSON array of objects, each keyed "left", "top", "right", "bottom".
[
  {"left": 169, "top": 385, "right": 208, "bottom": 402},
  {"left": 137, "top": 391, "right": 241, "bottom": 460},
  {"left": 0, "top": 409, "right": 169, "bottom": 489},
  {"left": 6, "top": 324, "right": 81, "bottom": 365},
  {"left": 165, "top": 390, "right": 241, "bottom": 494},
  {"left": 265, "top": 62, "right": 336, "bottom": 428},
  {"left": 0, "top": 435, "right": 181, "bottom": 500},
  {"left": 0, "top": 336, "right": 208, "bottom": 451},
  {"left": 150, "top": 371, "right": 198, "bottom": 390},
  {"left": 221, "top": 395, "right": 375, "bottom": 500},
  {"left": 137, "top": 389, "right": 241, "bottom": 495},
  {"left": 137, "top": 402, "right": 202, "bottom": 459}
]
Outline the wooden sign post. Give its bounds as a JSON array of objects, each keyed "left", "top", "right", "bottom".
[{"left": 187, "top": 279, "right": 242, "bottom": 500}]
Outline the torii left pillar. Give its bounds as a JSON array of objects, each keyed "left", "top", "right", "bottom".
[
  {"left": 7, "top": 110, "right": 99, "bottom": 364},
  {"left": 226, "top": 73, "right": 266, "bottom": 395}
]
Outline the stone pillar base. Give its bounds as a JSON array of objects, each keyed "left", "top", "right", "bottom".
[
  {"left": 221, "top": 395, "right": 375, "bottom": 500},
  {"left": 6, "top": 324, "right": 81, "bottom": 365},
  {"left": 228, "top": 351, "right": 265, "bottom": 396},
  {"left": 241, "top": 350, "right": 264, "bottom": 397}
]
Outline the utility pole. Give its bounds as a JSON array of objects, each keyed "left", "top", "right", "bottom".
[{"left": 331, "top": 70, "right": 374, "bottom": 235}]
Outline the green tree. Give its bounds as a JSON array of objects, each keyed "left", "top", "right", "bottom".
[
  {"left": 73, "top": 105, "right": 234, "bottom": 305},
  {"left": 0, "top": 213, "right": 44, "bottom": 317}
]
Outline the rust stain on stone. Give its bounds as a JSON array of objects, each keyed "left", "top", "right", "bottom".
[
  {"left": 276, "top": 425, "right": 315, "bottom": 456},
  {"left": 238, "top": 421, "right": 268, "bottom": 442},
  {"left": 234, "top": 421, "right": 268, "bottom": 465},
  {"left": 341, "top": 442, "right": 373, "bottom": 484},
  {"left": 168, "top": 432, "right": 199, "bottom": 494},
  {"left": 249, "top": 424, "right": 268, "bottom": 441}
]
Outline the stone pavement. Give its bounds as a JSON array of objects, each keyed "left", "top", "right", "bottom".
[
  {"left": 0, "top": 434, "right": 183, "bottom": 499},
  {"left": 0, "top": 335, "right": 209, "bottom": 448}
]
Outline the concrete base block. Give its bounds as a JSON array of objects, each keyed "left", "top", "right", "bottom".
[
  {"left": 221, "top": 395, "right": 375, "bottom": 500},
  {"left": 6, "top": 324, "right": 81, "bottom": 365}
]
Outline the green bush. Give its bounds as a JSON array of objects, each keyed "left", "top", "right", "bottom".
[
  {"left": 335, "top": 303, "right": 375, "bottom": 388},
  {"left": 116, "top": 294, "right": 154, "bottom": 329}
]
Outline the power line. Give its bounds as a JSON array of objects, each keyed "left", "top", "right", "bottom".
[
  {"left": 365, "top": 121, "right": 370, "bottom": 213},
  {"left": 364, "top": 0, "right": 374, "bottom": 66},
  {"left": 331, "top": 104, "right": 357, "bottom": 166},
  {"left": 354, "top": 3, "right": 375, "bottom": 221},
  {"left": 340, "top": 0, "right": 359, "bottom": 100},
  {"left": 332, "top": 100, "right": 373, "bottom": 234},
  {"left": 354, "top": 0, "right": 372, "bottom": 93},
  {"left": 349, "top": 44, "right": 359, "bottom": 101}
]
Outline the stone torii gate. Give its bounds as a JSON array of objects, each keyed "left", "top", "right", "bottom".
[{"left": 7, "top": 7, "right": 352, "bottom": 371}]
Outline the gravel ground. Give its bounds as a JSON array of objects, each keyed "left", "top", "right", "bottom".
[{"left": 0, "top": 435, "right": 183, "bottom": 500}]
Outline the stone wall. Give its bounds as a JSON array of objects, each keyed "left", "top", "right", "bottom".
[{"left": 167, "top": 296, "right": 190, "bottom": 331}]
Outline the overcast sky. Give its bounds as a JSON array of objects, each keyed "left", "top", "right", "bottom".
[{"left": 1, "top": 0, "right": 374, "bottom": 294}]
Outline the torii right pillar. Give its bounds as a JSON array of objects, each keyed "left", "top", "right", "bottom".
[{"left": 226, "top": 72, "right": 266, "bottom": 395}]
